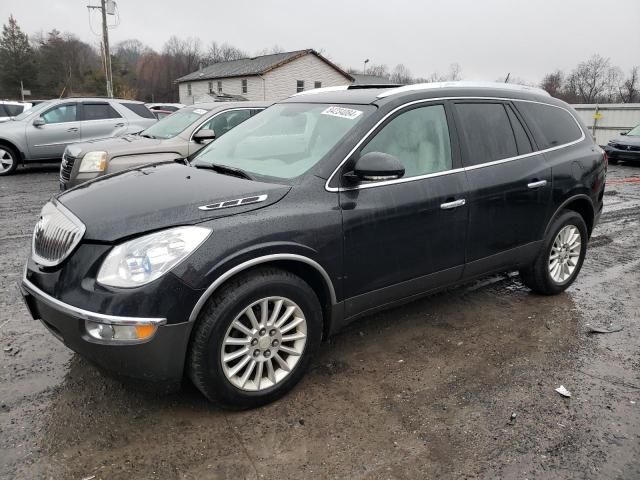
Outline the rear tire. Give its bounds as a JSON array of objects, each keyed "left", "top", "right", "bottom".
[
  {"left": 519, "top": 210, "right": 588, "bottom": 295},
  {"left": 0, "top": 145, "right": 19, "bottom": 176},
  {"left": 188, "top": 267, "right": 322, "bottom": 408}
]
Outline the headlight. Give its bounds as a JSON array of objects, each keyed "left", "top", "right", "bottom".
[
  {"left": 78, "top": 151, "right": 108, "bottom": 173},
  {"left": 97, "top": 226, "right": 211, "bottom": 288}
]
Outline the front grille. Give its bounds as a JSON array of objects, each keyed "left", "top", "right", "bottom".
[
  {"left": 32, "top": 201, "right": 86, "bottom": 267},
  {"left": 613, "top": 143, "right": 640, "bottom": 152},
  {"left": 60, "top": 153, "right": 76, "bottom": 182}
]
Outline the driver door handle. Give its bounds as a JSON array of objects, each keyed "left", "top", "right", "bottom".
[
  {"left": 67, "top": 127, "right": 78, "bottom": 132},
  {"left": 114, "top": 123, "right": 125, "bottom": 127},
  {"left": 527, "top": 180, "right": 548, "bottom": 189},
  {"left": 440, "top": 199, "right": 466, "bottom": 210}
]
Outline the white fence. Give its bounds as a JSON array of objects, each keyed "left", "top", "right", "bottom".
[{"left": 571, "top": 103, "right": 640, "bottom": 146}]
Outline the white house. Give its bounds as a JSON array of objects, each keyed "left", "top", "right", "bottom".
[{"left": 176, "top": 49, "right": 357, "bottom": 104}]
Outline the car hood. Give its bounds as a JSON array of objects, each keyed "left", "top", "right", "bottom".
[
  {"left": 610, "top": 135, "right": 640, "bottom": 147},
  {"left": 57, "top": 162, "right": 291, "bottom": 242},
  {"left": 65, "top": 134, "right": 170, "bottom": 159}
]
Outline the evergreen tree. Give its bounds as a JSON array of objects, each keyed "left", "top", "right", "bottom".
[{"left": 0, "top": 15, "right": 36, "bottom": 98}]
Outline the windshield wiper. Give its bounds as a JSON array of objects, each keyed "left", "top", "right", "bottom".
[
  {"left": 139, "top": 133, "right": 155, "bottom": 139},
  {"left": 192, "top": 162, "right": 253, "bottom": 180}
]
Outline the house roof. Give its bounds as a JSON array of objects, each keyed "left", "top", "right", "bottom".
[
  {"left": 350, "top": 73, "right": 396, "bottom": 85},
  {"left": 176, "top": 49, "right": 353, "bottom": 83}
]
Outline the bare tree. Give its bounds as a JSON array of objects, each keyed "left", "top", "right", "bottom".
[
  {"left": 619, "top": 66, "right": 638, "bottom": 103},
  {"left": 566, "top": 54, "right": 618, "bottom": 103},
  {"left": 390, "top": 64, "right": 412, "bottom": 84},
  {"left": 540, "top": 70, "right": 564, "bottom": 97},
  {"left": 365, "top": 63, "right": 390, "bottom": 79}
]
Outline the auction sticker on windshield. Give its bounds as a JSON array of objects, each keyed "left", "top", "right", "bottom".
[{"left": 321, "top": 106, "right": 362, "bottom": 120}]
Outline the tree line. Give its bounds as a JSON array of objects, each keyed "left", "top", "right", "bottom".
[{"left": 0, "top": 14, "right": 637, "bottom": 104}]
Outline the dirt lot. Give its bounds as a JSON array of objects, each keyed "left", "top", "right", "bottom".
[{"left": 1, "top": 163, "right": 639, "bottom": 480}]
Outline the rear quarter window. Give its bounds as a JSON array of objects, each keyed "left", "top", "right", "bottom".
[
  {"left": 4, "top": 104, "right": 24, "bottom": 116},
  {"left": 516, "top": 102, "right": 583, "bottom": 149},
  {"left": 121, "top": 102, "right": 156, "bottom": 119}
]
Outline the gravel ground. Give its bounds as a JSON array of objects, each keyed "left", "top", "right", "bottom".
[{"left": 0, "top": 163, "right": 639, "bottom": 480}]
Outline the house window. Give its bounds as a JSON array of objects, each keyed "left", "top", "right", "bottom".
[
  {"left": 217, "top": 81, "right": 223, "bottom": 94},
  {"left": 296, "top": 80, "right": 304, "bottom": 93},
  {"left": 314, "top": 81, "right": 322, "bottom": 89},
  {"left": 242, "top": 79, "right": 248, "bottom": 94},
  {"left": 187, "top": 83, "right": 192, "bottom": 96},
  {"left": 208, "top": 81, "right": 213, "bottom": 94}
]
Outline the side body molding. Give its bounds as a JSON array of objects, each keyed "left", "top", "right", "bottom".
[{"left": 188, "top": 253, "right": 337, "bottom": 323}]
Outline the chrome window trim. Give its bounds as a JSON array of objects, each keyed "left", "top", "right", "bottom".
[
  {"left": 325, "top": 96, "right": 586, "bottom": 192},
  {"left": 31, "top": 199, "right": 86, "bottom": 267},
  {"left": 21, "top": 277, "right": 167, "bottom": 326},
  {"left": 188, "top": 253, "right": 337, "bottom": 323},
  {"left": 188, "top": 107, "right": 259, "bottom": 143}
]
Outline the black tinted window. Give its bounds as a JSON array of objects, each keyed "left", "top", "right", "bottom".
[
  {"left": 122, "top": 102, "right": 156, "bottom": 119},
  {"left": 0, "top": 105, "right": 7, "bottom": 116},
  {"left": 456, "top": 103, "right": 517, "bottom": 166},
  {"left": 4, "top": 104, "right": 24, "bottom": 116},
  {"left": 202, "top": 109, "right": 252, "bottom": 137},
  {"left": 505, "top": 104, "right": 532, "bottom": 154},
  {"left": 83, "top": 103, "right": 121, "bottom": 121},
  {"left": 516, "top": 102, "right": 582, "bottom": 149}
]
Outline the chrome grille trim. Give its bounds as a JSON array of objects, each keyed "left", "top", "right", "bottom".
[
  {"left": 32, "top": 200, "right": 86, "bottom": 267},
  {"left": 60, "top": 153, "right": 77, "bottom": 182},
  {"left": 198, "top": 194, "right": 268, "bottom": 211}
]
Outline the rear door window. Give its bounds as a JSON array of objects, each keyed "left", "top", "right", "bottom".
[
  {"left": 455, "top": 103, "right": 518, "bottom": 166},
  {"left": 515, "top": 102, "right": 583, "bottom": 149},
  {"left": 82, "top": 103, "right": 121, "bottom": 121},
  {"left": 122, "top": 102, "right": 156, "bottom": 119}
]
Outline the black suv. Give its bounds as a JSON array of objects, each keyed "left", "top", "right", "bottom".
[{"left": 20, "top": 82, "right": 606, "bottom": 408}]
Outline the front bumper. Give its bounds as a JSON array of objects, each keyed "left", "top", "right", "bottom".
[
  {"left": 59, "top": 172, "right": 102, "bottom": 191},
  {"left": 604, "top": 145, "right": 640, "bottom": 161},
  {"left": 19, "top": 276, "right": 193, "bottom": 383}
]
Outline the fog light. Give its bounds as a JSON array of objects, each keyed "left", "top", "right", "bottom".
[{"left": 86, "top": 320, "right": 158, "bottom": 341}]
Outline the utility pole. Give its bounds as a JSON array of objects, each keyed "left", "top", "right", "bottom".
[{"left": 88, "top": 1, "right": 114, "bottom": 97}]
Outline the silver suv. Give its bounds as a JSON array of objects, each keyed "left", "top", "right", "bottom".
[
  {"left": 0, "top": 98, "right": 157, "bottom": 176},
  {"left": 59, "top": 102, "right": 270, "bottom": 189}
]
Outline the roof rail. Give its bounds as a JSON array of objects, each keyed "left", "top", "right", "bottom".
[
  {"left": 376, "top": 81, "right": 551, "bottom": 99},
  {"left": 291, "top": 85, "right": 349, "bottom": 97}
]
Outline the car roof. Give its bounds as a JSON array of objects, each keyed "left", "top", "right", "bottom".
[
  {"left": 281, "top": 81, "right": 557, "bottom": 107},
  {"left": 46, "top": 97, "right": 147, "bottom": 104},
  {"left": 183, "top": 101, "right": 273, "bottom": 111}
]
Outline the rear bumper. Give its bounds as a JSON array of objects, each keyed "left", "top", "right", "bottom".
[{"left": 19, "top": 277, "right": 192, "bottom": 383}]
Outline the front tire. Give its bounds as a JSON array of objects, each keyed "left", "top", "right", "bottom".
[
  {"left": 519, "top": 210, "right": 588, "bottom": 295},
  {"left": 0, "top": 145, "right": 19, "bottom": 176},
  {"left": 188, "top": 267, "right": 322, "bottom": 408}
]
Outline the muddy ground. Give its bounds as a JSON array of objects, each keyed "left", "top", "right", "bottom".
[{"left": 1, "top": 163, "right": 639, "bottom": 480}]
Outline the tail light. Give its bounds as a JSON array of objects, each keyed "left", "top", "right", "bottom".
[{"left": 603, "top": 151, "right": 608, "bottom": 171}]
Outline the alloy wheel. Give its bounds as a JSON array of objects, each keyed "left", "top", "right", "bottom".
[
  {"left": 221, "top": 296, "right": 307, "bottom": 391},
  {"left": 0, "top": 148, "right": 15, "bottom": 174},
  {"left": 548, "top": 225, "right": 581, "bottom": 283}
]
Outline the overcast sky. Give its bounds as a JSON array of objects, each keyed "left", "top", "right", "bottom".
[{"left": 3, "top": 0, "right": 639, "bottom": 83}]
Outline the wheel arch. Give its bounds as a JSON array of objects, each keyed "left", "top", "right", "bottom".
[
  {"left": 546, "top": 194, "right": 595, "bottom": 237},
  {"left": 188, "top": 254, "right": 337, "bottom": 340},
  {"left": 0, "top": 138, "right": 23, "bottom": 161}
]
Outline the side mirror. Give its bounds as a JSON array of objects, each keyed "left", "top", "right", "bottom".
[
  {"left": 351, "top": 151, "right": 405, "bottom": 182},
  {"left": 193, "top": 128, "right": 215, "bottom": 143},
  {"left": 33, "top": 117, "right": 45, "bottom": 127},
  {"left": 620, "top": 131, "right": 627, "bottom": 136}
]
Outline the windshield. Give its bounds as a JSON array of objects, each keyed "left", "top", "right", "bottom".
[
  {"left": 193, "top": 103, "right": 373, "bottom": 180},
  {"left": 626, "top": 124, "right": 640, "bottom": 136},
  {"left": 141, "top": 107, "right": 210, "bottom": 139},
  {"left": 14, "top": 101, "right": 50, "bottom": 121}
]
